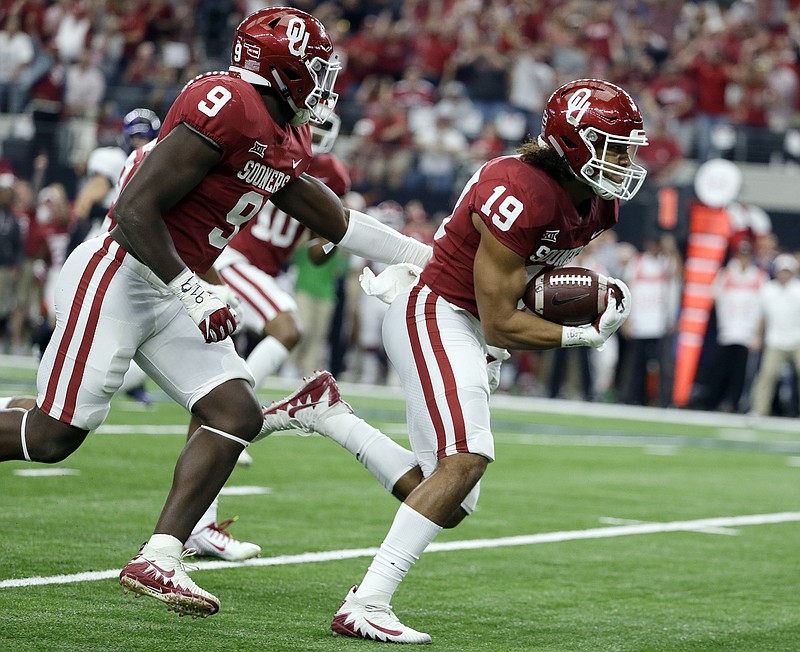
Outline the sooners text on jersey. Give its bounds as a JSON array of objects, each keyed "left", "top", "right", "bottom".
[
  {"left": 110, "top": 72, "right": 313, "bottom": 273},
  {"left": 420, "top": 155, "right": 619, "bottom": 318},
  {"left": 225, "top": 153, "right": 351, "bottom": 276}
]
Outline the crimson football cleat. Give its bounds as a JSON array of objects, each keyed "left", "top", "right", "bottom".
[
  {"left": 119, "top": 544, "right": 220, "bottom": 618},
  {"left": 331, "top": 586, "right": 432, "bottom": 644},
  {"left": 524, "top": 266, "right": 609, "bottom": 326},
  {"left": 256, "top": 370, "right": 353, "bottom": 439}
]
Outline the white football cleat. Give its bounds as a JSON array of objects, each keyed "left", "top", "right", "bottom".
[
  {"left": 119, "top": 544, "right": 219, "bottom": 618},
  {"left": 258, "top": 370, "right": 353, "bottom": 438},
  {"left": 184, "top": 517, "right": 261, "bottom": 561},
  {"left": 331, "top": 585, "right": 432, "bottom": 644},
  {"left": 236, "top": 448, "right": 253, "bottom": 467}
]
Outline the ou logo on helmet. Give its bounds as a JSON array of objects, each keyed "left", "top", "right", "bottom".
[
  {"left": 286, "top": 17, "right": 310, "bottom": 56},
  {"left": 565, "top": 89, "right": 592, "bottom": 126}
]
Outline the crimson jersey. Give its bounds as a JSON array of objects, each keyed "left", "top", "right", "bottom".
[
  {"left": 111, "top": 72, "right": 312, "bottom": 273},
  {"left": 421, "top": 155, "right": 619, "bottom": 319},
  {"left": 225, "top": 153, "right": 351, "bottom": 276}
]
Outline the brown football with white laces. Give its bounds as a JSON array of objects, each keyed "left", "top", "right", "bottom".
[{"left": 523, "top": 267, "right": 609, "bottom": 326}]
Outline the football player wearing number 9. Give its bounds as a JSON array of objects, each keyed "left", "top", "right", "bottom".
[
  {"left": 262, "top": 79, "right": 647, "bottom": 643},
  {"left": 0, "top": 6, "right": 431, "bottom": 619}
]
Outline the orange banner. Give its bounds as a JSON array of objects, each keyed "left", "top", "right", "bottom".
[{"left": 672, "top": 204, "right": 731, "bottom": 406}]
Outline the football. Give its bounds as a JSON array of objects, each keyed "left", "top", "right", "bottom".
[{"left": 523, "top": 267, "right": 609, "bottom": 326}]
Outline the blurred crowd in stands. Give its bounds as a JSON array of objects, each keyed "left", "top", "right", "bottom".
[{"left": 1, "top": 0, "right": 800, "bottom": 417}]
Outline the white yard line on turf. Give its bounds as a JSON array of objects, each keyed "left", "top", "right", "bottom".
[{"left": 1, "top": 512, "right": 797, "bottom": 589}]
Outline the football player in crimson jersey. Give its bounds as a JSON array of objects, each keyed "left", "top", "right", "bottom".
[
  {"left": 180, "top": 117, "right": 352, "bottom": 559},
  {"left": 261, "top": 79, "right": 647, "bottom": 643},
  {"left": 210, "top": 114, "right": 351, "bottom": 393},
  {"left": 0, "top": 7, "right": 430, "bottom": 619}
]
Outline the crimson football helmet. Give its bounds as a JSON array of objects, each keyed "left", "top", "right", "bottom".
[
  {"left": 540, "top": 79, "right": 648, "bottom": 200},
  {"left": 230, "top": 7, "right": 340, "bottom": 126}
]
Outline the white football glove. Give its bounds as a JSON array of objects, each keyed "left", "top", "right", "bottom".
[
  {"left": 359, "top": 263, "right": 422, "bottom": 304},
  {"left": 168, "top": 269, "right": 238, "bottom": 343},
  {"left": 486, "top": 346, "right": 510, "bottom": 394},
  {"left": 561, "top": 277, "right": 631, "bottom": 350}
]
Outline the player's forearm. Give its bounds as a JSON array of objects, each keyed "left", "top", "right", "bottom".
[
  {"left": 110, "top": 208, "right": 186, "bottom": 284},
  {"left": 73, "top": 175, "right": 111, "bottom": 220},
  {"left": 482, "top": 310, "right": 563, "bottom": 351}
]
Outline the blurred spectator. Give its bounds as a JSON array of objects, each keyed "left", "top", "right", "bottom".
[
  {"left": 90, "top": 11, "right": 124, "bottom": 83},
  {"left": 408, "top": 20, "right": 458, "bottom": 83},
  {"left": 371, "top": 13, "right": 411, "bottom": 80},
  {"left": 0, "top": 173, "right": 22, "bottom": 352},
  {"left": 410, "top": 114, "right": 469, "bottom": 194},
  {"left": 36, "top": 182, "right": 74, "bottom": 332},
  {"left": 444, "top": 31, "right": 511, "bottom": 124},
  {"left": 684, "top": 40, "right": 734, "bottom": 161},
  {"left": 644, "top": 60, "right": 695, "bottom": 157},
  {"left": 468, "top": 122, "right": 506, "bottom": 171},
  {"left": 288, "top": 239, "right": 350, "bottom": 377},
  {"left": 765, "top": 35, "right": 799, "bottom": 135},
  {"left": 508, "top": 39, "right": 555, "bottom": 137},
  {"left": 401, "top": 199, "right": 436, "bottom": 245},
  {"left": 392, "top": 65, "right": 437, "bottom": 109},
  {"left": 620, "top": 235, "right": 682, "bottom": 406},
  {"left": 0, "top": 14, "right": 35, "bottom": 113},
  {"left": 63, "top": 49, "right": 106, "bottom": 168},
  {"left": 729, "top": 55, "right": 775, "bottom": 163},
  {"left": 52, "top": 0, "right": 92, "bottom": 64},
  {"left": 27, "top": 47, "right": 65, "bottom": 165},
  {"left": 8, "top": 161, "right": 48, "bottom": 355},
  {"left": 432, "top": 80, "right": 482, "bottom": 139},
  {"left": 749, "top": 253, "right": 800, "bottom": 419},
  {"left": 635, "top": 112, "right": 684, "bottom": 186},
  {"left": 351, "top": 76, "right": 414, "bottom": 189},
  {"left": 704, "top": 240, "right": 769, "bottom": 412},
  {"left": 545, "top": 18, "right": 589, "bottom": 80},
  {"left": 69, "top": 107, "right": 160, "bottom": 252}
]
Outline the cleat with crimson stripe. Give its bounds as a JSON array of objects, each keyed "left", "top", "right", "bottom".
[
  {"left": 119, "top": 543, "right": 219, "bottom": 618},
  {"left": 331, "top": 585, "right": 432, "bottom": 644},
  {"left": 257, "top": 370, "right": 353, "bottom": 438}
]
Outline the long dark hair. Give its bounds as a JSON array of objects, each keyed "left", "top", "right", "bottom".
[{"left": 517, "top": 139, "right": 572, "bottom": 183}]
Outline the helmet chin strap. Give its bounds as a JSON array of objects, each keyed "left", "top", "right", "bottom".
[
  {"left": 290, "top": 106, "right": 311, "bottom": 126},
  {"left": 269, "top": 65, "right": 311, "bottom": 126}
]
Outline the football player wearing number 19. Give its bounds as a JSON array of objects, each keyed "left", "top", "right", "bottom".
[
  {"left": 261, "top": 78, "right": 647, "bottom": 643},
  {"left": 0, "top": 6, "right": 431, "bottom": 620}
]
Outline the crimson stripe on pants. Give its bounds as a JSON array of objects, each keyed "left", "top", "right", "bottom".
[
  {"left": 406, "top": 284, "right": 468, "bottom": 458},
  {"left": 219, "top": 265, "right": 277, "bottom": 324},
  {"left": 41, "top": 236, "right": 125, "bottom": 423},
  {"left": 422, "top": 291, "right": 469, "bottom": 455}
]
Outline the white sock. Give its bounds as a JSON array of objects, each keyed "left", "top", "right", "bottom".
[
  {"left": 0, "top": 397, "right": 15, "bottom": 409},
  {"left": 145, "top": 533, "right": 183, "bottom": 556},
  {"left": 192, "top": 496, "right": 219, "bottom": 534},
  {"left": 356, "top": 503, "right": 442, "bottom": 606},
  {"left": 247, "top": 336, "right": 290, "bottom": 387},
  {"left": 323, "top": 413, "right": 418, "bottom": 491}
]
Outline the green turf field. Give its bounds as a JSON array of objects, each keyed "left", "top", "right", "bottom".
[{"left": 1, "top": 355, "right": 798, "bottom": 651}]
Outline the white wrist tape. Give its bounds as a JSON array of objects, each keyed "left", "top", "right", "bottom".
[
  {"left": 325, "top": 210, "right": 433, "bottom": 268},
  {"left": 167, "top": 268, "right": 206, "bottom": 312},
  {"left": 561, "top": 325, "right": 594, "bottom": 348}
]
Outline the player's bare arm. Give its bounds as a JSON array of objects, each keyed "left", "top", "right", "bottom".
[
  {"left": 273, "top": 173, "right": 432, "bottom": 268},
  {"left": 110, "top": 124, "right": 223, "bottom": 284},
  {"left": 271, "top": 173, "right": 348, "bottom": 244},
  {"left": 471, "top": 212, "right": 563, "bottom": 350},
  {"left": 73, "top": 174, "right": 112, "bottom": 220}
]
